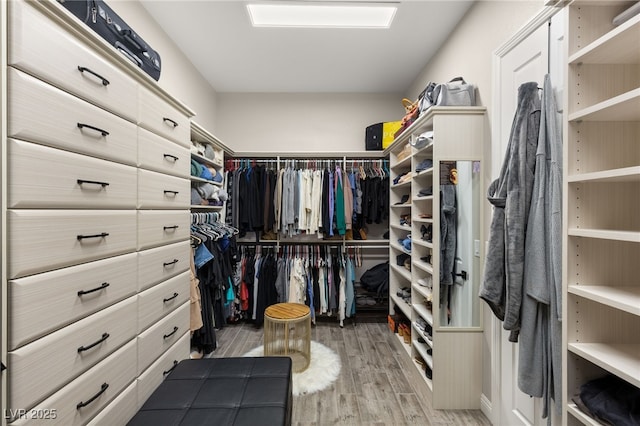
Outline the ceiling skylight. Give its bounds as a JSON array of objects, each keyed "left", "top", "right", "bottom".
[{"left": 246, "top": 3, "right": 397, "bottom": 29}]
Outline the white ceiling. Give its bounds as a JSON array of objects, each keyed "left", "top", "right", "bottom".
[{"left": 140, "top": 1, "right": 474, "bottom": 93}]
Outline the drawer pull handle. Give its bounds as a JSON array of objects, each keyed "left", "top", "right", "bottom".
[
  {"left": 163, "top": 259, "right": 179, "bottom": 267},
  {"left": 77, "top": 232, "right": 109, "bottom": 241},
  {"left": 77, "top": 122, "right": 110, "bottom": 137},
  {"left": 163, "top": 117, "right": 179, "bottom": 128},
  {"left": 77, "top": 333, "right": 110, "bottom": 353},
  {"left": 77, "top": 179, "right": 110, "bottom": 188},
  {"left": 163, "top": 225, "right": 179, "bottom": 231},
  {"left": 163, "top": 360, "right": 179, "bottom": 376},
  {"left": 163, "top": 190, "right": 179, "bottom": 196},
  {"left": 78, "top": 282, "right": 110, "bottom": 296},
  {"left": 77, "top": 383, "right": 109, "bottom": 409},
  {"left": 163, "top": 326, "right": 179, "bottom": 339},
  {"left": 163, "top": 154, "right": 179, "bottom": 162},
  {"left": 163, "top": 292, "right": 179, "bottom": 303},
  {"left": 77, "top": 66, "right": 110, "bottom": 86}
]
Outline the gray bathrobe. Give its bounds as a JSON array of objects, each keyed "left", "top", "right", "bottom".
[
  {"left": 479, "top": 82, "right": 540, "bottom": 341},
  {"left": 518, "top": 74, "right": 563, "bottom": 419}
]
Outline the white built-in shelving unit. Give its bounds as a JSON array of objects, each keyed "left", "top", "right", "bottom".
[
  {"left": 563, "top": 1, "right": 640, "bottom": 424},
  {"left": 189, "top": 121, "right": 227, "bottom": 213},
  {"left": 385, "top": 106, "right": 486, "bottom": 409}
]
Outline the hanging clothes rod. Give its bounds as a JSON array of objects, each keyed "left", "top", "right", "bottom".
[{"left": 344, "top": 245, "right": 388, "bottom": 249}]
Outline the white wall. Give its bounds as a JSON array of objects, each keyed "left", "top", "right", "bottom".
[
  {"left": 215, "top": 93, "right": 402, "bottom": 153},
  {"left": 405, "top": 1, "right": 543, "bottom": 114},
  {"left": 108, "top": 1, "right": 219, "bottom": 132}
]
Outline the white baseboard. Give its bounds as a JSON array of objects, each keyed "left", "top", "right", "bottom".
[{"left": 480, "top": 393, "right": 492, "bottom": 423}]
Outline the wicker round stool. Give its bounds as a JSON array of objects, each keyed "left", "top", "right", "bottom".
[{"left": 263, "top": 303, "right": 311, "bottom": 373}]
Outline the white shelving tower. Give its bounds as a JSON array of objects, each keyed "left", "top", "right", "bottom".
[{"left": 562, "top": 1, "right": 640, "bottom": 424}]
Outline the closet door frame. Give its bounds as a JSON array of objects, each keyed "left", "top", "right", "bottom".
[{"left": 489, "top": 4, "right": 563, "bottom": 425}]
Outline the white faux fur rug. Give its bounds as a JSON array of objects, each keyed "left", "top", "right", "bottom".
[{"left": 243, "top": 341, "right": 341, "bottom": 396}]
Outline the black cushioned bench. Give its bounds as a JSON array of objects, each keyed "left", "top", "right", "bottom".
[{"left": 128, "top": 357, "right": 292, "bottom": 426}]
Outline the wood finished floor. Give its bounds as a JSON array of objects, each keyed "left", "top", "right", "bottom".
[{"left": 211, "top": 321, "right": 491, "bottom": 426}]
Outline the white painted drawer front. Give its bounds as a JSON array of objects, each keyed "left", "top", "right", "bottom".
[
  {"left": 87, "top": 380, "right": 137, "bottom": 426},
  {"left": 8, "top": 67, "right": 137, "bottom": 166},
  {"left": 8, "top": 0, "right": 138, "bottom": 121},
  {"left": 137, "top": 169, "right": 190, "bottom": 209},
  {"left": 8, "top": 210, "right": 137, "bottom": 279},
  {"left": 10, "top": 339, "right": 137, "bottom": 426},
  {"left": 137, "top": 240, "right": 190, "bottom": 292},
  {"left": 137, "top": 301, "right": 189, "bottom": 375},
  {"left": 137, "top": 332, "right": 189, "bottom": 409},
  {"left": 138, "top": 127, "right": 190, "bottom": 178},
  {"left": 8, "top": 296, "right": 137, "bottom": 412},
  {"left": 137, "top": 210, "right": 190, "bottom": 251},
  {"left": 138, "top": 86, "right": 189, "bottom": 146},
  {"left": 138, "top": 271, "right": 190, "bottom": 333},
  {"left": 8, "top": 138, "right": 137, "bottom": 209},
  {"left": 9, "top": 252, "right": 137, "bottom": 350}
]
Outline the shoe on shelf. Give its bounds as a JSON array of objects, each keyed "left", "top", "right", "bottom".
[
  {"left": 420, "top": 224, "right": 432, "bottom": 242},
  {"left": 396, "top": 253, "right": 410, "bottom": 266},
  {"left": 417, "top": 187, "right": 433, "bottom": 197},
  {"left": 417, "top": 277, "right": 433, "bottom": 290},
  {"left": 415, "top": 159, "right": 433, "bottom": 173},
  {"left": 394, "top": 194, "right": 410, "bottom": 205},
  {"left": 425, "top": 366, "right": 432, "bottom": 380},
  {"left": 397, "top": 287, "right": 411, "bottom": 298},
  {"left": 404, "top": 258, "right": 411, "bottom": 271}
]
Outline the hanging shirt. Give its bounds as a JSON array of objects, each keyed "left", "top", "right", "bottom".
[
  {"left": 335, "top": 167, "right": 346, "bottom": 236},
  {"left": 328, "top": 170, "right": 335, "bottom": 236}
]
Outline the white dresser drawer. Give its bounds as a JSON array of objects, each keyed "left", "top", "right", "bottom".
[
  {"left": 8, "top": 0, "right": 138, "bottom": 121},
  {"left": 10, "top": 339, "right": 137, "bottom": 426},
  {"left": 8, "top": 138, "right": 137, "bottom": 209},
  {"left": 138, "top": 127, "right": 190, "bottom": 178},
  {"left": 137, "top": 301, "right": 189, "bottom": 375},
  {"left": 137, "top": 169, "right": 190, "bottom": 209},
  {"left": 7, "top": 67, "right": 137, "bottom": 166},
  {"left": 9, "top": 252, "right": 137, "bottom": 350},
  {"left": 8, "top": 296, "right": 137, "bottom": 412},
  {"left": 87, "top": 380, "right": 137, "bottom": 426},
  {"left": 137, "top": 240, "right": 190, "bottom": 292},
  {"left": 8, "top": 210, "right": 137, "bottom": 279},
  {"left": 138, "top": 271, "right": 190, "bottom": 334},
  {"left": 138, "top": 86, "right": 190, "bottom": 147},
  {"left": 137, "top": 210, "right": 190, "bottom": 251},
  {"left": 137, "top": 332, "right": 190, "bottom": 409}
]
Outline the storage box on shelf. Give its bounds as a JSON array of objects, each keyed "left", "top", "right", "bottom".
[
  {"left": 563, "top": 2, "right": 640, "bottom": 425},
  {"left": 385, "top": 106, "right": 486, "bottom": 409}
]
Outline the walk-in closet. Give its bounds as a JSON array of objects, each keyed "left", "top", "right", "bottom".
[{"left": 1, "top": 0, "right": 638, "bottom": 425}]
